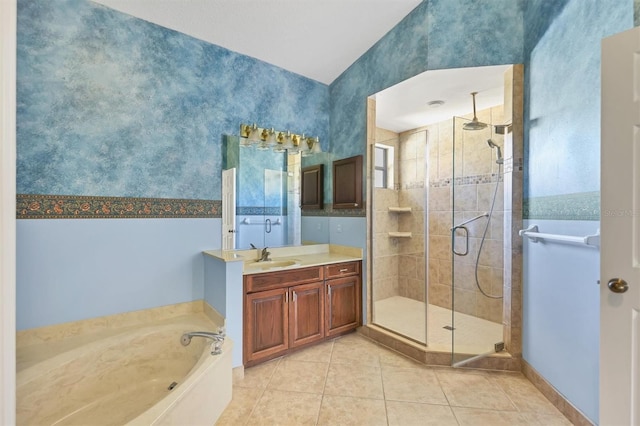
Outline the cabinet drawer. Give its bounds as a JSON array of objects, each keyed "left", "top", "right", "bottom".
[
  {"left": 324, "top": 261, "right": 360, "bottom": 279},
  {"left": 245, "top": 266, "right": 324, "bottom": 293}
]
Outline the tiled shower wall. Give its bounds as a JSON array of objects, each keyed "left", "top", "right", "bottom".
[
  {"left": 372, "top": 128, "right": 401, "bottom": 302},
  {"left": 372, "top": 107, "right": 505, "bottom": 326},
  {"left": 427, "top": 106, "right": 506, "bottom": 324},
  {"left": 397, "top": 130, "right": 427, "bottom": 302},
  {"left": 372, "top": 128, "right": 427, "bottom": 304}
]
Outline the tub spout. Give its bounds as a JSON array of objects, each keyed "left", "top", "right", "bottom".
[{"left": 181, "top": 329, "right": 225, "bottom": 355}]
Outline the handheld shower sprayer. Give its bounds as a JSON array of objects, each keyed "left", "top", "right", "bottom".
[{"left": 487, "top": 139, "right": 503, "bottom": 164}]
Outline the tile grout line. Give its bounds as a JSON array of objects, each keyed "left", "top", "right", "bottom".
[
  {"left": 487, "top": 375, "right": 524, "bottom": 416},
  {"left": 244, "top": 356, "right": 282, "bottom": 425},
  {"left": 376, "top": 350, "right": 391, "bottom": 425},
  {"left": 431, "top": 368, "right": 463, "bottom": 426},
  {"left": 315, "top": 339, "right": 335, "bottom": 426}
]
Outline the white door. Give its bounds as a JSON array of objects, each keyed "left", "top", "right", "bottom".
[
  {"left": 601, "top": 26, "right": 640, "bottom": 425},
  {"left": 222, "top": 168, "right": 236, "bottom": 250}
]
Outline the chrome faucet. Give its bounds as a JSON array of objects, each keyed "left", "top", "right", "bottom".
[
  {"left": 181, "top": 328, "right": 225, "bottom": 355},
  {"left": 258, "top": 247, "right": 271, "bottom": 262}
]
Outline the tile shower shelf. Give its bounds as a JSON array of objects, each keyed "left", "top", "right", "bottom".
[
  {"left": 388, "top": 207, "right": 412, "bottom": 213},
  {"left": 388, "top": 232, "right": 412, "bottom": 238}
]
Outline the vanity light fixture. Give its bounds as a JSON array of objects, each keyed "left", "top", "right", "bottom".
[
  {"left": 239, "top": 123, "right": 323, "bottom": 156},
  {"left": 302, "top": 136, "right": 322, "bottom": 157}
]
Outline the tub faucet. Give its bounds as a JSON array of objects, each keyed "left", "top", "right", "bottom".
[
  {"left": 258, "top": 247, "right": 271, "bottom": 262},
  {"left": 181, "top": 328, "right": 225, "bottom": 355}
]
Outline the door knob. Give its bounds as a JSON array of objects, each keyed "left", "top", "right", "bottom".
[{"left": 607, "top": 278, "right": 629, "bottom": 293}]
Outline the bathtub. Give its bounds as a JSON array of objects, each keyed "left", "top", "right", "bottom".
[{"left": 17, "top": 314, "right": 232, "bottom": 425}]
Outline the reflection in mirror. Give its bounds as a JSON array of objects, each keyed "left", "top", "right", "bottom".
[
  {"left": 301, "top": 164, "right": 324, "bottom": 210},
  {"left": 223, "top": 135, "right": 301, "bottom": 249}
]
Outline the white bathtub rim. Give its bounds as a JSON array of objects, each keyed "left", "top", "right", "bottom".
[
  {"left": 126, "top": 338, "right": 233, "bottom": 426},
  {"left": 18, "top": 319, "right": 232, "bottom": 426}
]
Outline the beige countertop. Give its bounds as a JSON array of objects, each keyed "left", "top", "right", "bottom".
[{"left": 203, "top": 244, "right": 363, "bottom": 275}]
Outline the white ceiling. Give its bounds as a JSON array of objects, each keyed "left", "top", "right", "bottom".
[
  {"left": 92, "top": 1, "right": 509, "bottom": 133},
  {"left": 92, "top": 0, "right": 423, "bottom": 85},
  {"left": 374, "top": 65, "right": 512, "bottom": 133}
]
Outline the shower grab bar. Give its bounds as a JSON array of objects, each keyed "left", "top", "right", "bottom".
[
  {"left": 451, "top": 212, "right": 489, "bottom": 230},
  {"left": 519, "top": 225, "right": 600, "bottom": 248}
]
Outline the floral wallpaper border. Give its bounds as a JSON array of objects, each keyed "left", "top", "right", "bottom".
[
  {"left": 237, "top": 207, "right": 288, "bottom": 216},
  {"left": 523, "top": 191, "right": 600, "bottom": 221},
  {"left": 17, "top": 194, "right": 222, "bottom": 219},
  {"left": 302, "top": 205, "right": 366, "bottom": 217}
]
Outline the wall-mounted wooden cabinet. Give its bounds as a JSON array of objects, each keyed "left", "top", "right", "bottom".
[
  {"left": 301, "top": 164, "right": 323, "bottom": 210},
  {"left": 333, "top": 155, "right": 363, "bottom": 209}
]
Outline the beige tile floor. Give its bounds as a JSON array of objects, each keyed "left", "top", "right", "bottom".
[{"left": 216, "top": 333, "right": 573, "bottom": 426}]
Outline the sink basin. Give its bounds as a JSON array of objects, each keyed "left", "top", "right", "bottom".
[
  {"left": 261, "top": 260, "right": 298, "bottom": 268},
  {"left": 244, "top": 259, "right": 300, "bottom": 272}
]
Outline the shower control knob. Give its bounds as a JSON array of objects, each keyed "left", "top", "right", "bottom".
[{"left": 607, "top": 278, "right": 629, "bottom": 294}]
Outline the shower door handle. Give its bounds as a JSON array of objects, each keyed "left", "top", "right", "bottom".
[{"left": 452, "top": 225, "right": 469, "bottom": 256}]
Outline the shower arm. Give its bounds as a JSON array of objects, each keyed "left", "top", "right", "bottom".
[{"left": 451, "top": 212, "right": 489, "bottom": 229}]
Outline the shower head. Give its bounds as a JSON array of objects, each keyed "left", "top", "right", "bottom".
[
  {"left": 463, "top": 92, "right": 488, "bottom": 131},
  {"left": 462, "top": 120, "right": 488, "bottom": 131},
  {"left": 487, "top": 139, "right": 503, "bottom": 164}
]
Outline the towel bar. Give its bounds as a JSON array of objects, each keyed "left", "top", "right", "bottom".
[{"left": 519, "top": 225, "right": 600, "bottom": 248}]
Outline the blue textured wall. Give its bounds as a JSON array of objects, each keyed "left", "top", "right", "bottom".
[
  {"left": 17, "top": 218, "right": 219, "bottom": 330},
  {"left": 524, "top": 0, "right": 631, "bottom": 201},
  {"left": 522, "top": 219, "right": 600, "bottom": 422},
  {"left": 17, "top": 0, "right": 328, "bottom": 200},
  {"left": 522, "top": 0, "right": 632, "bottom": 422},
  {"left": 15, "top": 0, "right": 328, "bottom": 330},
  {"left": 326, "top": 0, "right": 523, "bottom": 204},
  {"left": 329, "top": 0, "right": 524, "bottom": 164}
]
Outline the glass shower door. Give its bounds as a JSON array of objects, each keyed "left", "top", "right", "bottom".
[{"left": 451, "top": 116, "right": 505, "bottom": 366}]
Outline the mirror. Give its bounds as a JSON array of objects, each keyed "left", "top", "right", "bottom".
[{"left": 223, "top": 135, "right": 301, "bottom": 249}]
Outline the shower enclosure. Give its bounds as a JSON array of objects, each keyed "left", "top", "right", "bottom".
[{"left": 369, "top": 90, "right": 519, "bottom": 367}]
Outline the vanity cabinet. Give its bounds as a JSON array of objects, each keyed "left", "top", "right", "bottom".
[
  {"left": 325, "top": 262, "right": 361, "bottom": 337},
  {"left": 243, "top": 261, "right": 361, "bottom": 366},
  {"left": 245, "top": 288, "right": 289, "bottom": 362},
  {"left": 289, "top": 281, "right": 325, "bottom": 348}
]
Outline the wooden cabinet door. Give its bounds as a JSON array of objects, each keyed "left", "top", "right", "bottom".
[
  {"left": 333, "top": 155, "right": 363, "bottom": 209},
  {"left": 326, "top": 275, "right": 361, "bottom": 337},
  {"left": 245, "top": 287, "right": 289, "bottom": 364},
  {"left": 301, "top": 164, "right": 323, "bottom": 210},
  {"left": 289, "top": 282, "right": 325, "bottom": 348}
]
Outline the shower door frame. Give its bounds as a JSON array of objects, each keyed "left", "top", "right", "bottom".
[{"left": 450, "top": 115, "right": 507, "bottom": 367}]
